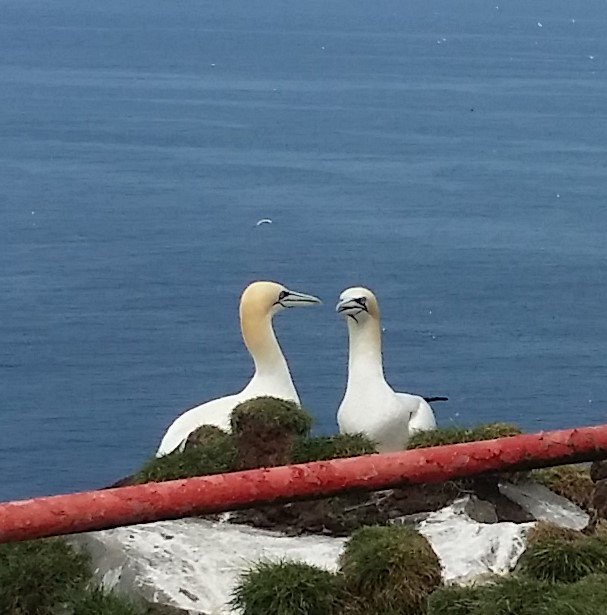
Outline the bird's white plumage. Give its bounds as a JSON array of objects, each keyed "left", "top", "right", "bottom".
[
  {"left": 336, "top": 287, "right": 437, "bottom": 452},
  {"left": 156, "top": 281, "right": 320, "bottom": 457},
  {"left": 397, "top": 393, "right": 437, "bottom": 435}
]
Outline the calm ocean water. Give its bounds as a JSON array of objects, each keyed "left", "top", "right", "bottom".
[{"left": 1, "top": 0, "right": 607, "bottom": 501}]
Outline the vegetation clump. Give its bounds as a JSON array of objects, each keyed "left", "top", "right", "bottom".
[
  {"left": 0, "top": 538, "right": 143, "bottom": 615},
  {"left": 516, "top": 526, "right": 607, "bottom": 583},
  {"left": 184, "top": 424, "right": 229, "bottom": 449},
  {"left": 291, "top": 433, "right": 378, "bottom": 463},
  {"left": 0, "top": 538, "right": 90, "bottom": 614},
  {"left": 426, "top": 584, "right": 484, "bottom": 615},
  {"left": 408, "top": 423, "right": 522, "bottom": 449},
  {"left": 64, "top": 589, "right": 144, "bottom": 614},
  {"left": 339, "top": 525, "right": 442, "bottom": 614},
  {"left": 428, "top": 572, "right": 607, "bottom": 615},
  {"left": 525, "top": 522, "right": 584, "bottom": 546},
  {"left": 133, "top": 397, "right": 316, "bottom": 483},
  {"left": 231, "top": 397, "right": 314, "bottom": 469},
  {"left": 532, "top": 465, "right": 594, "bottom": 511},
  {"left": 548, "top": 573, "right": 607, "bottom": 614},
  {"left": 134, "top": 428, "right": 237, "bottom": 483},
  {"left": 428, "top": 577, "right": 552, "bottom": 615},
  {"left": 231, "top": 560, "right": 339, "bottom": 615},
  {"left": 230, "top": 397, "right": 313, "bottom": 438}
]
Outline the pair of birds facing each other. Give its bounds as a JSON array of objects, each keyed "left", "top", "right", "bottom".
[{"left": 156, "top": 281, "right": 439, "bottom": 457}]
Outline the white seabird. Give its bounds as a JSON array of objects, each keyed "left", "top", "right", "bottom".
[
  {"left": 335, "top": 286, "right": 437, "bottom": 453},
  {"left": 156, "top": 281, "right": 321, "bottom": 456}
]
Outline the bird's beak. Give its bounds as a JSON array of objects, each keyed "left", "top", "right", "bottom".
[
  {"left": 335, "top": 297, "right": 368, "bottom": 315},
  {"left": 281, "top": 289, "right": 322, "bottom": 308}
]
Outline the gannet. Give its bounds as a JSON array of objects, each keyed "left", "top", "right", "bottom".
[
  {"left": 335, "top": 287, "right": 437, "bottom": 453},
  {"left": 156, "top": 281, "right": 321, "bottom": 456}
]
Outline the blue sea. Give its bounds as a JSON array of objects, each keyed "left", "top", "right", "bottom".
[{"left": 1, "top": 0, "right": 607, "bottom": 501}]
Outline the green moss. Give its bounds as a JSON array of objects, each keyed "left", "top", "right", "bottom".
[
  {"left": 231, "top": 397, "right": 313, "bottom": 437},
  {"left": 517, "top": 533, "right": 607, "bottom": 583},
  {"left": 0, "top": 538, "right": 144, "bottom": 615},
  {"left": 184, "top": 424, "right": 229, "bottom": 449},
  {"left": 291, "top": 433, "right": 378, "bottom": 463},
  {"left": 134, "top": 430, "right": 237, "bottom": 483},
  {"left": 231, "top": 560, "right": 339, "bottom": 615},
  {"left": 408, "top": 423, "right": 522, "bottom": 449},
  {"left": 532, "top": 465, "right": 594, "bottom": 511},
  {"left": 339, "top": 525, "right": 442, "bottom": 615}
]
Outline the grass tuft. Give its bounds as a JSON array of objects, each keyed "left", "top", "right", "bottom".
[
  {"left": 428, "top": 577, "right": 553, "bottom": 615},
  {"left": 525, "top": 522, "right": 584, "bottom": 546},
  {"left": 339, "top": 525, "right": 442, "bottom": 615},
  {"left": 546, "top": 573, "right": 607, "bottom": 614},
  {"left": 66, "top": 588, "right": 144, "bottom": 614},
  {"left": 427, "top": 584, "right": 483, "bottom": 615},
  {"left": 134, "top": 430, "right": 237, "bottom": 483},
  {"left": 184, "top": 424, "right": 229, "bottom": 449},
  {"left": 408, "top": 423, "right": 522, "bottom": 449},
  {"left": 0, "top": 538, "right": 91, "bottom": 614},
  {"left": 517, "top": 531, "right": 607, "bottom": 583},
  {"left": 0, "top": 538, "right": 144, "bottom": 615},
  {"left": 291, "top": 433, "right": 378, "bottom": 463},
  {"left": 230, "top": 397, "right": 313, "bottom": 437},
  {"left": 231, "top": 560, "right": 339, "bottom": 615}
]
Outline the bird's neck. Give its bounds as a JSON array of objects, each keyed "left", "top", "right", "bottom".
[
  {"left": 241, "top": 311, "right": 293, "bottom": 383},
  {"left": 346, "top": 317, "right": 385, "bottom": 386}
]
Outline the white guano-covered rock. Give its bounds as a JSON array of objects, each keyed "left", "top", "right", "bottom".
[
  {"left": 70, "top": 518, "right": 346, "bottom": 615},
  {"left": 417, "top": 498, "right": 532, "bottom": 584}
]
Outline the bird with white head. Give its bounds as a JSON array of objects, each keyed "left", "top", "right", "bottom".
[
  {"left": 156, "top": 281, "right": 321, "bottom": 456},
  {"left": 335, "top": 286, "right": 437, "bottom": 452}
]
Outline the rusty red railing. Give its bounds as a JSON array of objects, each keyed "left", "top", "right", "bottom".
[{"left": 1, "top": 424, "right": 607, "bottom": 543}]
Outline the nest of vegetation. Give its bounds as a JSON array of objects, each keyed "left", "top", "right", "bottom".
[
  {"left": 131, "top": 401, "right": 606, "bottom": 538},
  {"left": 131, "top": 399, "right": 540, "bottom": 534}
]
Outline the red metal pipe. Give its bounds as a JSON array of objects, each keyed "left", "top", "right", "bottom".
[{"left": 2, "top": 424, "right": 607, "bottom": 544}]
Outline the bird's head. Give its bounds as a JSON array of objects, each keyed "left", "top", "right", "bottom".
[
  {"left": 241, "top": 281, "right": 322, "bottom": 320},
  {"left": 335, "top": 286, "right": 380, "bottom": 324}
]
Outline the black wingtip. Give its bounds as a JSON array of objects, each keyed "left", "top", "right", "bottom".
[{"left": 423, "top": 396, "right": 449, "bottom": 403}]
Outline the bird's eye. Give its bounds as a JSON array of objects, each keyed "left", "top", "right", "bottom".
[
  {"left": 278, "top": 290, "right": 289, "bottom": 301},
  {"left": 359, "top": 297, "right": 367, "bottom": 305}
]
